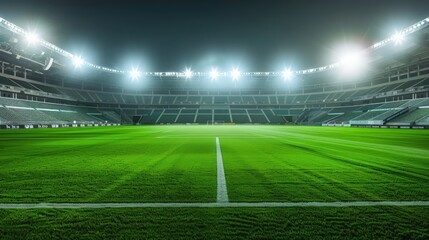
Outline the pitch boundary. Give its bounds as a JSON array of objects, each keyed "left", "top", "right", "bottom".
[{"left": 1, "top": 201, "right": 429, "bottom": 209}]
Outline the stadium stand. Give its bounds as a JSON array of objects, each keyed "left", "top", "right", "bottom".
[
  {"left": 0, "top": 97, "right": 117, "bottom": 125},
  {"left": 388, "top": 108, "right": 429, "bottom": 125},
  {"left": 1, "top": 19, "right": 429, "bottom": 128}
]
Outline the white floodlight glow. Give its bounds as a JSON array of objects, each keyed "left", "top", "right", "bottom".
[
  {"left": 338, "top": 49, "right": 367, "bottom": 76},
  {"left": 210, "top": 67, "right": 219, "bottom": 80},
  {"left": 72, "top": 55, "right": 84, "bottom": 68},
  {"left": 282, "top": 68, "right": 293, "bottom": 81},
  {"left": 0, "top": 15, "right": 427, "bottom": 77},
  {"left": 25, "top": 32, "right": 39, "bottom": 45},
  {"left": 392, "top": 32, "right": 404, "bottom": 45},
  {"left": 130, "top": 68, "right": 141, "bottom": 80},
  {"left": 340, "top": 51, "right": 363, "bottom": 66},
  {"left": 231, "top": 67, "right": 241, "bottom": 81},
  {"left": 184, "top": 67, "right": 193, "bottom": 79}
]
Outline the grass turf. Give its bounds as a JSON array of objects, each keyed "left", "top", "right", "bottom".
[
  {"left": 221, "top": 126, "right": 429, "bottom": 202},
  {"left": 0, "top": 125, "right": 428, "bottom": 239},
  {"left": 0, "top": 126, "right": 217, "bottom": 203},
  {"left": 1, "top": 207, "right": 429, "bottom": 239}
]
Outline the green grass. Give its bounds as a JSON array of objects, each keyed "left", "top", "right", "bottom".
[
  {"left": 0, "top": 126, "right": 217, "bottom": 202},
  {"left": 0, "top": 125, "right": 429, "bottom": 239},
  {"left": 1, "top": 207, "right": 429, "bottom": 239},
  {"left": 221, "top": 126, "right": 429, "bottom": 202}
]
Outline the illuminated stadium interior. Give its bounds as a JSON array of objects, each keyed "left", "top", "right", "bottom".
[
  {"left": 1, "top": 2, "right": 429, "bottom": 238},
  {"left": 0, "top": 17, "right": 429, "bottom": 127}
]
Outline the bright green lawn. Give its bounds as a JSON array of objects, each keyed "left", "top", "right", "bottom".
[
  {"left": 0, "top": 126, "right": 217, "bottom": 202},
  {"left": 0, "top": 125, "right": 429, "bottom": 239},
  {"left": 0, "top": 125, "right": 428, "bottom": 203},
  {"left": 1, "top": 207, "right": 429, "bottom": 239},
  {"left": 221, "top": 126, "right": 429, "bottom": 202}
]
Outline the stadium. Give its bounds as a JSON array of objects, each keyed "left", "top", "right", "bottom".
[{"left": 0, "top": 1, "right": 429, "bottom": 239}]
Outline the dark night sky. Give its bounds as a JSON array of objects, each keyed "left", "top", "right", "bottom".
[{"left": 1, "top": 0, "right": 428, "bottom": 71}]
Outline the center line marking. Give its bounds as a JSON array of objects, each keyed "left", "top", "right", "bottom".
[{"left": 216, "top": 137, "right": 229, "bottom": 203}]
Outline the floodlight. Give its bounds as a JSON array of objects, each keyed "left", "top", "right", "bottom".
[
  {"left": 72, "top": 56, "right": 84, "bottom": 68},
  {"left": 338, "top": 50, "right": 367, "bottom": 75},
  {"left": 210, "top": 68, "right": 219, "bottom": 80},
  {"left": 130, "top": 68, "right": 141, "bottom": 80},
  {"left": 184, "top": 67, "right": 193, "bottom": 79},
  {"left": 282, "top": 68, "right": 293, "bottom": 81},
  {"left": 392, "top": 32, "right": 404, "bottom": 45},
  {"left": 231, "top": 67, "right": 241, "bottom": 81},
  {"left": 340, "top": 51, "right": 363, "bottom": 66},
  {"left": 25, "top": 32, "right": 39, "bottom": 45}
]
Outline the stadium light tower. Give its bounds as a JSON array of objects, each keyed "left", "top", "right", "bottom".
[
  {"left": 282, "top": 68, "right": 293, "bottom": 81},
  {"left": 184, "top": 67, "right": 193, "bottom": 79},
  {"left": 130, "top": 67, "right": 141, "bottom": 80},
  {"left": 231, "top": 67, "right": 241, "bottom": 81},
  {"left": 210, "top": 67, "right": 219, "bottom": 81},
  {"left": 72, "top": 55, "right": 84, "bottom": 68}
]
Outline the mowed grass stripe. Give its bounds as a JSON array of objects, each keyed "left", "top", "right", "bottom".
[
  {"left": 221, "top": 125, "right": 429, "bottom": 202},
  {"left": 0, "top": 126, "right": 217, "bottom": 203},
  {"left": 0, "top": 126, "right": 428, "bottom": 240},
  {"left": 0, "top": 125, "right": 428, "bottom": 204},
  {"left": 1, "top": 207, "right": 429, "bottom": 239}
]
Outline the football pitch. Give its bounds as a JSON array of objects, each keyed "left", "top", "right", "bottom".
[{"left": 0, "top": 125, "right": 429, "bottom": 239}]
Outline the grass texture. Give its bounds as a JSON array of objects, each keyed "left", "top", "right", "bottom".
[{"left": 0, "top": 125, "right": 428, "bottom": 239}]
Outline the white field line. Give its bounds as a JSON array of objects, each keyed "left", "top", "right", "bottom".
[
  {"left": 1, "top": 201, "right": 429, "bottom": 209},
  {"left": 156, "top": 134, "right": 278, "bottom": 139},
  {"left": 156, "top": 136, "right": 277, "bottom": 139},
  {"left": 216, "top": 137, "right": 229, "bottom": 203}
]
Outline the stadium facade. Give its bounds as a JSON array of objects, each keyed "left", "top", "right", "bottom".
[{"left": 1, "top": 17, "right": 429, "bottom": 129}]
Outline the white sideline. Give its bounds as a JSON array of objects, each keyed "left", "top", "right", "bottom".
[
  {"left": 1, "top": 201, "right": 429, "bottom": 209},
  {"left": 216, "top": 137, "right": 229, "bottom": 203}
]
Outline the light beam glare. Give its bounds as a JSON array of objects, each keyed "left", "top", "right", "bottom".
[
  {"left": 72, "top": 55, "right": 84, "bottom": 68},
  {"left": 25, "top": 32, "right": 39, "bottom": 45},
  {"left": 282, "top": 68, "right": 293, "bottom": 81},
  {"left": 231, "top": 67, "right": 241, "bottom": 81},
  {"left": 130, "top": 67, "right": 141, "bottom": 80},
  {"left": 210, "top": 67, "right": 219, "bottom": 81},
  {"left": 184, "top": 67, "right": 193, "bottom": 79},
  {"left": 392, "top": 32, "right": 405, "bottom": 45}
]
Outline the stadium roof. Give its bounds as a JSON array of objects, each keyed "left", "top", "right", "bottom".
[
  {"left": 0, "top": 3, "right": 429, "bottom": 79},
  {"left": 0, "top": 15, "right": 429, "bottom": 80}
]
